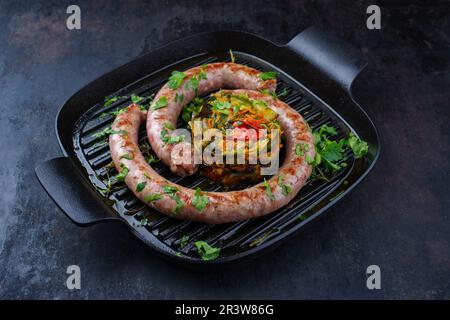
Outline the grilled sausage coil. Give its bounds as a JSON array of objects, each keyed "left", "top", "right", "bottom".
[{"left": 109, "top": 90, "right": 314, "bottom": 224}]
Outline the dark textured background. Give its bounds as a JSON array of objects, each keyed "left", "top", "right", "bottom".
[{"left": 0, "top": 0, "right": 449, "bottom": 299}]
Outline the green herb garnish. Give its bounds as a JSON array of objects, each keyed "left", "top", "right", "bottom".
[
  {"left": 229, "top": 49, "right": 235, "bottom": 63},
  {"left": 92, "top": 127, "right": 127, "bottom": 140},
  {"left": 192, "top": 187, "right": 209, "bottom": 212},
  {"left": 180, "top": 235, "right": 189, "bottom": 248},
  {"left": 278, "top": 175, "right": 292, "bottom": 196},
  {"left": 307, "top": 125, "right": 369, "bottom": 178},
  {"left": 162, "top": 185, "right": 179, "bottom": 194},
  {"left": 146, "top": 154, "right": 159, "bottom": 164},
  {"left": 194, "top": 241, "right": 220, "bottom": 261},
  {"left": 278, "top": 88, "right": 289, "bottom": 98},
  {"left": 160, "top": 129, "right": 185, "bottom": 144},
  {"left": 136, "top": 182, "right": 146, "bottom": 192},
  {"left": 175, "top": 92, "right": 184, "bottom": 103},
  {"left": 182, "top": 97, "right": 203, "bottom": 122},
  {"left": 348, "top": 132, "right": 369, "bottom": 158},
  {"left": 185, "top": 70, "right": 207, "bottom": 95},
  {"left": 260, "top": 71, "right": 277, "bottom": 80},
  {"left": 100, "top": 107, "right": 127, "bottom": 118},
  {"left": 116, "top": 163, "right": 129, "bottom": 181},
  {"left": 144, "top": 193, "right": 163, "bottom": 203},
  {"left": 168, "top": 71, "right": 186, "bottom": 89},
  {"left": 103, "top": 96, "right": 121, "bottom": 107},
  {"left": 139, "top": 218, "right": 149, "bottom": 227},
  {"left": 209, "top": 100, "right": 231, "bottom": 114},
  {"left": 131, "top": 94, "right": 144, "bottom": 104},
  {"left": 170, "top": 194, "right": 184, "bottom": 214},
  {"left": 120, "top": 153, "right": 133, "bottom": 160},
  {"left": 152, "top": 97, "right": 168, "bottom": 110},
  {"left": 263, "top": 178, "right": 275, "bottom": 201}
]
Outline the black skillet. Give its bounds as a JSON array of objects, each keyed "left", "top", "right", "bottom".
[{"left": 35, "top": 26, "right": 380, "bottom": 265}]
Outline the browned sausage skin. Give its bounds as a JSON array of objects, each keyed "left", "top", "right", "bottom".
[
  {"left": 110, "top": 90, "right": 314, "bottom": 224},
  {"left": 147, "top": 63, "right": 277, "bottom": 177}
]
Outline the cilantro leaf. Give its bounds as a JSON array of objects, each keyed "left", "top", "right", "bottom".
[
  {"left": 229, "top": 49, "right": 235, "bottom": 63},
  {"left": 92, "top": 127, "right": 127, "bottom": 140},
  {"left": 163, "top": 122, "right": 175, "bottom": 130},
  {"left": 182, "top": 97, "right": 203, "bottom": 122},
  {"left": 263, "top": 178, "right": 275, "bottom": 201},
  {"left": 146, "top": 154, "right": 159, "bottom": 164},
  {"left": 131, "top": 94, "right": 144, "bottom": 104},
  {"left": 116, "top": 163, "right": 129, "bottom": 181},
  {"left": 135, "top": 181, "right": 146, "bottom": 192},
  {"left": 318, "top": 124, "right": 337, "bottom": 136},
  {"left": 103, "top": 96, "right": 119, "bottom": 107},
  {"left": 192, "top": 187, "right": 209, "bottom": 212},
  {"left": 120, "top": 153, "right": 133, "bottom": 160},
  {"left": 260, "top": 71, "right": 277, "bottom": 80},
  {"left": 348, "top": 132, "right": 369, "bottom": 158},
  {"left": 210, "top": 100, "right": 231, "bottom": 114},
  {"left": 278, "top": 175, "right": 292, "bottom": 196},
  {"left": 162, "top": 185, "right": 179, "bottom": 194},
  {"left": 168, "top": 71, "right": 186, "bottom": 89},
  {"left": 170, "top": 194, "right": 184, "bottom": 214},
  {"left": 144, "top": 193, "right": 163, "bottom": 203},
  {"left": 180, "top": 235, "right": 189, "bottom": 248},
  {"left": 194, "top": 241, "right": 220, "bottom": 261},
  {"left": 152, "top": 97, "right": 168, "bottom": 110}
]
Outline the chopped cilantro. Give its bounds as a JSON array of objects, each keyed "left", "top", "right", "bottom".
[
  {"left": 175, "top": 92, "right": 184, "bottom": 103},
  {"left": 210, "top": 100, "right": 231, "bottom": 114},
  {"left": 162, "top": 185, "right": 179, "bottom": 194},
  {"left": 136, "top": 181, "right": 146, "bottom": 192},
  {"left": 182, "top": 97, "right": 203, "bottom": 122},
  {"left": 170, "top": 194, "right": 184, "bottom": 214},
  {"left": 192, "top": 187, "right": 209, "bottom": 212},
  {"left": 263, "top": 178, "right": 275, "bottom": 201},
  {"left": 194, "top": 241, "right": 220, "bottom": 261},
  {"left": 103, "top": 96, "right": 120, "bottom": 107},
  {"left": 139, "top": 218, "right": 149, "bottom": 227},
  {"left": 100, "top": 107, "right": 127, "bottom": 118},
  {"left": 160, "top": 129, "right": 185, "bottom": 144},
  {"left": 180, "top": 235, "right": 189, "bottom": 248},
  {"left": 120, "top": 153, "right": 133, "bottom": 160},
  {"left": 278, "top": 88, "right": 289, "bottom": 98},
  {"left": 168, "top": 71, "right": 186, "bottom": 89},
  {"left": 92, "top": 127, "right": 127, "bottom": 140},
  {"left": 307, "top": 124, "right": 369, "bottom": 177},
  {"left": 163, "top": 122, "right": 175, "bottom": 130},
  {"left": 144, "top": 193, "right": 163, "bottom": 203},
  {"left": 116, "top": 163, "right": 129, "bottom": 181},
  {"left": 131, "top": 94, "right": 144, "bottom": 104},
  {"left": 348, "top": 132, "right": 369, "bottom": 158},
  {"left": 278, "top": 175, "right": 292, "bottom": 196},
  {"left": 260, "top": 71, "right": 277, "bottom": 80},
  {"left": 152, "top": 97, "right": 168, "bottom": 110},
  {"left": 146, "top": 154, "right": 159, "bottom": 164}
]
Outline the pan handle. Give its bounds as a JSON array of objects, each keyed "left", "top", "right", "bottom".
[
  {"left": 286, "top": 26, "right": 367, "bottom": 92},
  {"left": 35, "top": 157, "right": 123, "bottom": 226}
]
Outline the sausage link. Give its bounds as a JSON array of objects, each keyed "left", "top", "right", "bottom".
[
  {"left": 147, "top": 63, "right": 277, "bottom": 177},
  {"left": 109, "top": 90, "right": 314, "bottom": 224}
]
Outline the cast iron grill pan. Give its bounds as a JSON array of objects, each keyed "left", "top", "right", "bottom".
[{"left": 35, "top": 27, "right": 380, "bottom": 264}]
